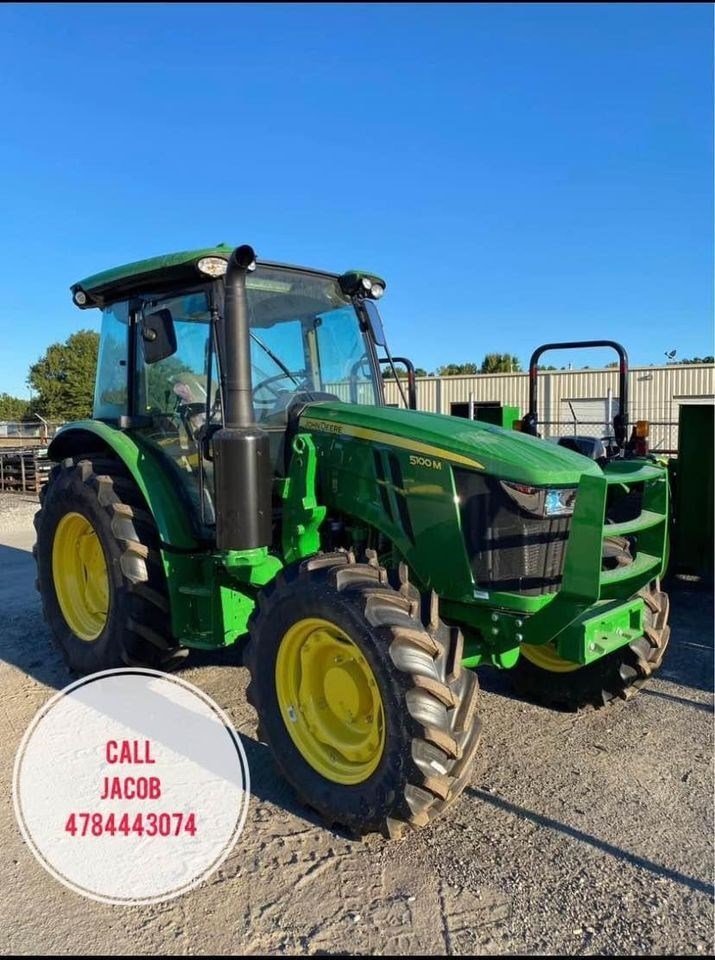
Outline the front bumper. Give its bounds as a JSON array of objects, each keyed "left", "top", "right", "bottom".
[
  {"left": 458, "top": 460, "right": 670, "bottom": 669},
  {"left": 522, "top": 460, "right": 669, "bottom": 649}
]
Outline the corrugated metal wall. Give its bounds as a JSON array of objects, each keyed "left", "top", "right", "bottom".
[{"left": 384, "top": 364, "right": 715, "bottom": 453}]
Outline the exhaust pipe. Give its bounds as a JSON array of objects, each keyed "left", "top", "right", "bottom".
[{"left": 213, "top": 245, "right": 272, "bottom": 551}]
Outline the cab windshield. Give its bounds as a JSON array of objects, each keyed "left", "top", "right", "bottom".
[{"left": 246, "top": 266, "right": 379, "bottom": 420}]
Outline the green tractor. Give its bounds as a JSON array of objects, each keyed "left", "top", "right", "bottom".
[{"left": 34, "top": 244, "right": 671, "bottom": 837}]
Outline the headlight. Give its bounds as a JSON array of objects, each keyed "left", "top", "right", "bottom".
[
  {"left": 500, "top": 481, "right": 577, "bottom": 518},
  {"left": 338, "top": 271, "right": 388, "bottom": 299},
  {"left": 197, "top": 256, "right": 228, "bottom": 277}
]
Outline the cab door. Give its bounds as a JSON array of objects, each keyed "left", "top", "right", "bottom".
[{"left": 133, "top": 289, "right": 217, "bottom": 525}]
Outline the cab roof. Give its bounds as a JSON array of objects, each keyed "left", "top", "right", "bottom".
[{"left": 70, "top": 244, "right": 346, "bottom": 310}]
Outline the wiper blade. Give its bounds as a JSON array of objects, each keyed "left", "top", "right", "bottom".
[{"left": 249, "top": 331, "right": 301, "bottom": 387}]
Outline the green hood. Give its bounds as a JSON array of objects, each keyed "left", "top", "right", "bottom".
[{"left": 300, "top": 401, "right": 602, "bottom": 485}]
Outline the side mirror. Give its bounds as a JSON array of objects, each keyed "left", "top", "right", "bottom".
[
  {"left": 141, "top": 309, "right": 177, "bottom": 364},
  {"left": 361, "top": 300, "right": 386, "bottom": 347}
]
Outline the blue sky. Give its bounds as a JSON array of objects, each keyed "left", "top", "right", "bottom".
[{"left": 0, "top": 3, "right": 711, "bottom": 396}]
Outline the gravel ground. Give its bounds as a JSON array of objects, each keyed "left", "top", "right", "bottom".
[
  {"left": 0, "top": 493, "right": 41, "bottom": 531},
  {"left": 0, "top": 493, "right": 712, "bottom": 956}
]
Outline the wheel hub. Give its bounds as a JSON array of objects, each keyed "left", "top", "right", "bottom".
[
  {"left": 520, "top": 641, "right": 581, "bottom": 673},
  {"left": 276, "top": 618, "right": 385, "bottom": 784},
  {"left": 52, "top": 512, "right": 109, "bottom": 642}
]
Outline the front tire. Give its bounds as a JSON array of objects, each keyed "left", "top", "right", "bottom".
[
  {"left": 511, "top": 582, "right": 671, "bottom": 710},
  {"left": 34, "top": 454, "right": 178, "bottom": 674},
  {"left": 245, "top": 552, "right": 482, "bottom": 837}
]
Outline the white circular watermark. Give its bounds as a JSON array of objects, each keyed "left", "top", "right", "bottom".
[{"left": 13, "top": 668, "right": 250, "bottom": 905}]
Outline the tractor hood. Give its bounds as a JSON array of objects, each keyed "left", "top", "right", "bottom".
[{"left": 299, "top": 401, "right": 602, "bottom": 486}]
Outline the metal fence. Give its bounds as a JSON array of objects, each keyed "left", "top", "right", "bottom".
[
  {"left": 0, "top": 420, "right": 63, "bottom": 448},
  {"left": 534, "top": 401, "right": 686, "bottom": 454}
]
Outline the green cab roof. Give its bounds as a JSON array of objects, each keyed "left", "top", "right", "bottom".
[{"left": 71, "top": 244, "right": 384, "bottom": 310}]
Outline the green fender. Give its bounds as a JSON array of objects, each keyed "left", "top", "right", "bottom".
[{"left": 48, "top": 420, "right": 199, "bottom": 549}]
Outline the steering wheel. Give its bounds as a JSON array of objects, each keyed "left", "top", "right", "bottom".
[{"left": 252, "top": 371, "right": 309, "bottom": 411}]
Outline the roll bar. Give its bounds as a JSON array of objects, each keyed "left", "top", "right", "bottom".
[
  {"left": 379, "top": 357, "right": 417, "bottom": 410},
  {"left": 522, "top": 340, "right": 629, "bottom": 449}
]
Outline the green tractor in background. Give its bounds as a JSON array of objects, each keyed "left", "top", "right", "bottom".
[{"left": 34, "top": 244, "right": 671, "bottom": 837}]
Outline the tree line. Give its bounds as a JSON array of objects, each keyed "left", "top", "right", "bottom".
[{"left": 384, "top": 353, "right": 522, "bottom": 378}]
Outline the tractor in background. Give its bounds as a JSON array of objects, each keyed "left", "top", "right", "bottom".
[{"left": 521, "top": 339, "right": 651, "bottom": 461}]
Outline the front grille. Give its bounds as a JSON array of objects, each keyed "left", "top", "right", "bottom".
[{"left": 455, "top": 470, "right": 571, "bottom": 595}]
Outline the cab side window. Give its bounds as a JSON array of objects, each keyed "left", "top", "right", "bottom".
[{"left": 93, "top": 301, "right": 129, "bottom": 420}]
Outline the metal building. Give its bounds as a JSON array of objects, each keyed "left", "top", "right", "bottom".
[{"left": 383, "top": 364, "right": 715, "bottom": 454}]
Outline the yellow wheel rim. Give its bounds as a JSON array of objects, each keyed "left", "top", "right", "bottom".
[
  {"left": 52, "top": 512, "right": 109, "bottom": 641},
  {"left": 275, "top": 618, "right": 385, "bottom": 785},
  {"left": 520, "top": 642, "right": 581, "bottom": 673}
]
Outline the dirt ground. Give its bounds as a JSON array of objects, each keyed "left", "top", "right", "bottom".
[{"left": 0, "top": 493, "right": 712, "bottom": 956}]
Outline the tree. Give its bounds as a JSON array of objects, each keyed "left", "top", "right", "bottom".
[
  {"left": 479, "top": 353, "right": 522, "bottom": 374},
  {"left": 0, "top": 393, "right": 30, "bottom": 421},
  {"left": 28, "top": 329, "right": 99, "bottom": 421},
  {"left": 674, "top": 356, "right": 715, "bottom": 365},
  {"left": 382, "top": 366, "right": 430, "bottom": 379},
  {"left": 436, "top": 362, "right": 478, "bottom": 376}
]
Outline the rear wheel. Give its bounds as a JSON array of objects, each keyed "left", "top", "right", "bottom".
[
  {"left": 511, "top": 582, "right": 670, "bottom": 710},
  {"left": 34, "top": 454, "right": 179, "bottom": 674},
  {"left": 245, "top": 552, "right": 482, "bottom": 837}
]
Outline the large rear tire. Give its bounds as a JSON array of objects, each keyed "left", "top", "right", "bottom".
[
  {"left": 511, "top": 582, "right": 670, "bottom": 710},
  {"left": 245, "top": 552, "right": 482, "bottom": 837},
  {"left": 34, "top": 454, "right": 179, "bottom": 674}
]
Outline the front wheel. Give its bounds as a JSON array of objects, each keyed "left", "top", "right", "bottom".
[
  {"left": 510, "top": 583, "right": 671, "bottom": 710},
  {"left": 245, "top": 553, "right": 482, "bottom": 837}
]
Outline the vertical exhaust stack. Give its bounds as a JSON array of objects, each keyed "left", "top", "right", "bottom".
[{"left": 213, "top": 245, "right": 272, "bottom": 551}]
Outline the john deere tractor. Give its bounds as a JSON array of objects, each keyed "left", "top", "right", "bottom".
[{"left": 35, "top": 244, "right": 671, "bottom": 837}]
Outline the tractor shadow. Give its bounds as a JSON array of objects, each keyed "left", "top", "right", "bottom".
[
  {"left": 656, "top": 576, "right": 714, "bottom": 695},
  {"left": 238, "top": 735, "right": 360, "bottom": 839},
  {"left": 0, "top": 542, "right": 73, "bottom": 691},
  {"left": 465, "top": 786, "right": 714, "bottom": 897}
]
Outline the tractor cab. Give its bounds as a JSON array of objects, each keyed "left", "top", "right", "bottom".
[{"left": 75, "top": 246, "right": 404, "bottom": 532}]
